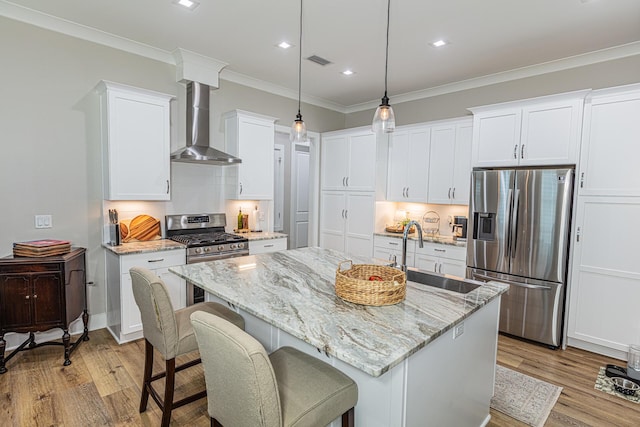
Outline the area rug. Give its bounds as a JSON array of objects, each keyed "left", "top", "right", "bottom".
[
  {"left": 594, "top": 367, "right": 640, "bottom": 404},
  {"left": 490, "top": 365, "right": 563, "bottom": 427}
]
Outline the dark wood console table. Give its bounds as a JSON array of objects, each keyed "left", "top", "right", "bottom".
[{"left": 0, "top": 247, "right": 89, "bottom": 373}]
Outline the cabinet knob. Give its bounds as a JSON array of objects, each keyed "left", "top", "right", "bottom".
[
  {"left": 25, "top": 295, "right": 30, "bottom": 300},
  {"left": 33, "top": 294, "right": 37, "bottom": 299}
]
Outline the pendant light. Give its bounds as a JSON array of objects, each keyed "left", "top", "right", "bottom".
[
  {"left": 290, "top": 0, "right": 307, "bottom": 142},
  {"left": 372, "top": 0, "right": 395, "bottom": 134}
]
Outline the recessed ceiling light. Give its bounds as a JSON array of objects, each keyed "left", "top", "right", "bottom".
[
  {"left": 431, "top": 39, "right": 447, "bottom": 48},
  {"left": 174, "top": 0, "right": 200, "bottom": 10},
  {"left": 341, "top": 70, "right": 355, "bottom": 76},
  {"left": 278, "top": 41, "right": 293, "bottom": 49}
]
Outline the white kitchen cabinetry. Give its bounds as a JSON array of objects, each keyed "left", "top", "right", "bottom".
[
  {"left": 386, "top": 126, "right": 430, "bottom": 202},
  {"left": 321, "top": 130, "right": 376, "bottom": 192},
  {"left": 320, "top": 191, "right": 375, "bottom": 258},
  {"left": 106, "top": 248, "right": 186, "bottom": 344},
  {"left": 470, "top": 90, "right": 588, "bottom": 167},
  {"left": 414, "top": 243, "right": 466, "bottom": 278},
  {"left": 427, "top": 119, "right": 473, "bottom": 205},
  {"left": 567, "top": 84, "right": 640, "bottom": 359},
  {"left": 224, "top": 110, "right": 277, "bottom": 200},
  {"left": 373, "top": 235, "right": 414, "bottom": 267},
  {"left": 576, "top": 86, "right": 640, "bottom": 197},
  {"left": 97, "top": 81, "right": 173, "bottom": 201},
  {"left": 248, "top": 238, "right": 287, "bottom": 254}
]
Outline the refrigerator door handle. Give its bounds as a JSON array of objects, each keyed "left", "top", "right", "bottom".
[
  {"left": 505, "top": 188, "right": 514, "bottom": 258},
  {"left": 472, "top": 273, "right": 552, "bottom": 291},
  {"left": 510, "top": 189, "right": 520, "bottom": 258}
]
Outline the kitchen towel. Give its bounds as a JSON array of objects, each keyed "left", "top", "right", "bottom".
[{"left": 490, "top": 365, "right": 563, "bottom": 427}]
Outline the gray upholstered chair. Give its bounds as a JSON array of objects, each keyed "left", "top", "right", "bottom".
[
  {"left": 130, "top": 267, "right": 245, "bottom": 427},
  {"left": 190, "top": 310, "right": 358, "bottom": 427}
]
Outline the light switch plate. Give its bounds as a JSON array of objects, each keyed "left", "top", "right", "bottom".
[{"left": 35, "top": 214, "right": 52, "bottom": 229}]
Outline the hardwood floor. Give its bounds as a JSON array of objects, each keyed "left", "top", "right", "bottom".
[{"left": 0, "top": 329, "right": 638, "bottom": 426}]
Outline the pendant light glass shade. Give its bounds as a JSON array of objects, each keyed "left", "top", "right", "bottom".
[
  {"left": 291, "top": 112, "right": 307, "bottom": 142},
  {"left": 290, "top": 0, "right": 307, "bottom": 142},
  {"left": 372, "top": 0, "right": 395, "bottom": 134},
  {"left": 372, "top": 95, "right": 395, "bottom": 133}
]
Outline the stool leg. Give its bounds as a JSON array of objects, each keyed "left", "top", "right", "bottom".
[
  {"left": 342, "top": 407, "right": 354, "bottom": 427},
  {"left": 160, "top": 358, "right": 176, "bottom": 427},
  {"left": 62, "top": 329, "right": 72, "bottom": 366},
  {"left": 0, "top": 334, "right": 6, "bottom": 374},
  {"left": 139, "top": 340, "right": 153, "bottom": 412},
  {"left": 212, "top": 418, "right": 223, "bottom": 427}
]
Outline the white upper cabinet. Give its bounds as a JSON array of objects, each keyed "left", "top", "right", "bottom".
[
  {"left": 224, "top": 110, "right": 277, "bottom": 200},
  {"left": 98, "top": 81, "right": 173, "bottom": 201},
  {"left": 321, "top": 129, "right": 376, "bottom": 192},
  {"left": 577, "top": 84, "right": 640, "bottom": 196},
  {"left": 470, "top": 90, "right": 588, "bottom": 167},
  {"left": 387, "top": 126, "right": 430, "bottom": 202},
  {"left": 428, "top": 119, "right": 472, "bottom": 205}
]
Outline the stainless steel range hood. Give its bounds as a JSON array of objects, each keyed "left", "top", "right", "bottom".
[{"left": 170, "top": 81, "right": 241, "bottom": 165}]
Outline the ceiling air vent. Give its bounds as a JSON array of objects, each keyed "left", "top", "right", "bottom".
[{"left": 306, "top": 55, "right": 332, "bottom": 66}]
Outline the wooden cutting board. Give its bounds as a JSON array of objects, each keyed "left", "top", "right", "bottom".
[{"left": 121, "top": 215, "right": 161, "bottom": 242}]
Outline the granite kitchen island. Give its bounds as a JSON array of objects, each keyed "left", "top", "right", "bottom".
[{"left": 169, "top": 247, "right": 507, "bottom": 427}]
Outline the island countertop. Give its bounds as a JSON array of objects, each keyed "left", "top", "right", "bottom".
[{"left": 169, "top": 247, "right": 507, "bottom": 377}]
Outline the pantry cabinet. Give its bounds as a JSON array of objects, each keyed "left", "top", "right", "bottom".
[
  {"left": 106, "top": 248, "right": 186, "bottom": 344},
  {"left": 224, "top": 110, "right": 277, "bottom": 200},
  {"left": 321, "top": 130, "right": 376, "bottom": 192},
  {"left": 427, "top": 119, "right": 472, "bottom": 205},
  {"left": 414, "top": 243, "right": 466, "bottom": 278},
  {"left": 97, "top": 81, "right": 173, "bottom": 201},
  {"left": 567, "top": 83, "right": 640, "bottom": 360},
  {"left": 319, "top": 191, "right": 375, "bottom": 258},
  {"left": 386, "top": 126, "right": 430, "bottom": 202},
  {"left": 470, "top": 90, "right": 588, "bottom": 167}
]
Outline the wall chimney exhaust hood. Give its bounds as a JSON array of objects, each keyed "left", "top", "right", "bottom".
[{"left": 171, "top": 81, "right": 241, "bottom": 165}]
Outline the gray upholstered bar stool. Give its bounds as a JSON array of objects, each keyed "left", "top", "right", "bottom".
[
  {"left": 130, "top": 267, "right": 245, "bottom": 427},
  {"left": 190, "top": 310, "right": 358, "bottom": 427}
]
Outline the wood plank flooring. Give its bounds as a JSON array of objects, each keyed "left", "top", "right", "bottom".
[{"left": 0, "top": 328, "right": 638, "bottom": 426}]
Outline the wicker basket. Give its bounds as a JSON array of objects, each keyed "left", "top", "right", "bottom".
[{"left": 335, "top": 260, "right": 406, "bottom": 306}]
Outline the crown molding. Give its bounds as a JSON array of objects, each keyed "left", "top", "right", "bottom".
[
  {"left": 3, "top": 0, "right": 639, "bottom": 115},
  {"left": 345, "top": 40, "right": 640, "bottom": 113}
]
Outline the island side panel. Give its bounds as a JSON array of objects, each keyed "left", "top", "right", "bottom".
[{"left": 404, "top": 297, "right": 501, "bottom": 427}]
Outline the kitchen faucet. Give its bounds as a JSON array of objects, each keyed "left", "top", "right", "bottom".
[{"left": 402, "top": 220, "right": 423, "bottom": 272}]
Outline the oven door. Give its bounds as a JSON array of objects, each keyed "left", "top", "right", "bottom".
[{"left": 186, "top": 250, "right": 249, "bottom": 306}]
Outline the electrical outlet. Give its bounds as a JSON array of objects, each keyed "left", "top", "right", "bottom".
[
  {"left": 453, "top": 322, "right": 464, "bottom": 339},
  {"left": 35, "top": 214, "right": 52, "bottom": 229}
]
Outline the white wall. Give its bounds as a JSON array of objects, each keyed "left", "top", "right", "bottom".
[{"left": 0, "top": 16, "right": 343, "bottom": 347}]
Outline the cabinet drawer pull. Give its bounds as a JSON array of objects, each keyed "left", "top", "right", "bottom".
[
  {"left": 346, "top": 177, "right": 349, "bottom": 187},
  {"left": 434, "top": 248, "right": 446, "bottom": 252},
  {"left": 147, "top": 258, "right": 165, "bottom": 263},
  {"left": 521, "top": 144, "right": 525, "bottom": 159},
  {"left": 448, "top": 188, "right": 451, "bottom": 199},
  {"left": 388, "top": 242, "right": 399, "bottom": 246},
  {"left": 438, "top": 264, "right": 442, "bottom": 274},
  {"left": 513, "top": 145, "right": 518, "bottom": 159},
  {"left": 239, "top": 182, "right": 243, "bottom": 195},
  {"left": 166, "top": 180, "right": 170, "bottom": 194},
  {"left": 452, "top": 188, "right": 455, "bottom": 199},
  {"left": 406, "top": 187, "right": 409, "bottom": 198},
  {"left": 264, "top": 244, "right": 274, "bottom": 248}
]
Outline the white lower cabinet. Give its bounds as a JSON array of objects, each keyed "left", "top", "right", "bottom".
[
  {"left": 319, "top": 191, "right": 375, "bottom": 258},
  {"left": 106, "top": 248, "right": 186, "bottom": 344},
  {"left": 373, "top": 235, "right": 414, "bottom": 267},
  {"left": 567, "top": 197, "right": 640, "bottom": 359},
  {"left": 248, "top": 238, "right": 287, "bottom": 254},
  {"left": 414, "top": 243, "right": 466, "bottom": 278}
]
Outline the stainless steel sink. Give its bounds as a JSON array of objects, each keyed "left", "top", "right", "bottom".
[{"left": 406, "top": 268, "right": 481, "bottom": 294}]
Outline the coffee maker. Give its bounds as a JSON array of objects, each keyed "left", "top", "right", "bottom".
[{"left": 452, "top": 216, "right": 468, "bottom": 241}]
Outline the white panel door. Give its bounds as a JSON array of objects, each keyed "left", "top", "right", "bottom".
[
  {"left": 293, "top": 146, "right": 310, "bottom": 248},
  {"left": 405, "top": 128, "right": 430, "bottom": 202},
  {"left": 344, "top": 192, "right": 375, "bottom": 258},
  {"left": 451, "top": 122, "right": 473, "bottom": 205},
  {"left": 321, "top": 135, "right": 349, "bottom": 190},
  {"left": 347, "top": 133, "right": 377, "bottom": 192},
  {"left": 273, "top": 144, "right": 285, "bottom": 232},
  {"left": 579, "top": 91, "right": 640, "bottom": 196},
  {"left": 319, "top": 191, "right": 347, "bottom": 252},
  {"left": 428, "top": 125, "right": 456, "bottom": 204},
  {"left": 520, "top": 101, "right": 580, "bottom": 166},
  {"left": 568, "top": 197, "right": 640, "bottom": 353},
  {"left": 472, "top": 109, "right": 521, "bottom": 167},
  {"left": 386, "top": 130, "right": 409, "bottom": 201},
  {"left": 237, "top": 116, "right": 274, "bottom": 199}
]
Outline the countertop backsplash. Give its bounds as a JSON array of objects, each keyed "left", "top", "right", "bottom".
[{"left": 376, "top": 201, "right": 469, "bottom": 239}]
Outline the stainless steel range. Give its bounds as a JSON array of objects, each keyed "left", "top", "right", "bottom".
[{"left": 166, "top": 213, "right": 248, "bottom": 305}]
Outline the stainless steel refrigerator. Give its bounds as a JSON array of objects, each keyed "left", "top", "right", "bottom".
[{"left": 466, "top": 168, "right": 574, "bottom": 348}]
